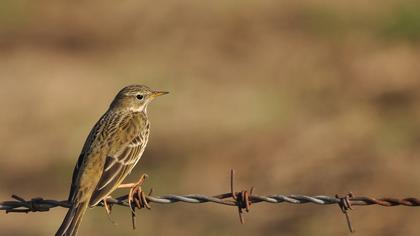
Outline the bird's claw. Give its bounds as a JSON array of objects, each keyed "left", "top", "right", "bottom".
[
  {"left": 102, "top": 196, "right": 118, "bottom": 225},
  {"left": 118, "top": 174, "right": 150, "bottom": 211},
  {"left": 117, "top": 174, "right": 151, "bottom": 230}
]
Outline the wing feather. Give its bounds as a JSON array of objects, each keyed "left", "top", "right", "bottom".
[
  {"left": 67, "top": 112, "right": 110, "bottom": 203},
  {"left": 89, "top": 137, "right": 145, "bottom": 205},
  {"left": 88, "top": 114, "right": 149, "bottom": 206},
  {"left": 67, "top": 111, "right": 149, "bottom": 207}
]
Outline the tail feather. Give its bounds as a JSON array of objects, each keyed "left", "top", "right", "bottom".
[{"left": 56, "top": 201, "right": 89, "bottom": 236}]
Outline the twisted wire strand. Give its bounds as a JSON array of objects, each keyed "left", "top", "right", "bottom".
[
  {"left": 2, "top": 170, "right": 418, "bottom": 233},
  {"left": 1, "top": 193, "right": 419, "bottom": 213}
]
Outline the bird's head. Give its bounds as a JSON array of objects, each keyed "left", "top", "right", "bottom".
[{"left": 110, "top": 85, "right": 169, "bottom": 112}]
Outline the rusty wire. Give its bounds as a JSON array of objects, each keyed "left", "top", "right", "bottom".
[{"left": 1, "top": 169, "right": 419, "bottom": 233}]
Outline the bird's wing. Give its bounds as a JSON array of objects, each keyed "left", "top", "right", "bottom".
[
  {"left": 67, "top": 112, "right": 109, "bottom": 203},
  {"left": 88, "top": 114, "right": 149, "bottom": 206},
  {"left": 68, "top": 111, "right": 146, "bottom": 205},
  {"left": 89, "top": 135, "right": 147, "bottom": 206},
  {"left": 67, "top": 153, "right": 84, "bottom": 203}
]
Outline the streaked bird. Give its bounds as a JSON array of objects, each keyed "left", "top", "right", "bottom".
[{"left": 56, "top": 85, "right": 168, "bottom": 236}]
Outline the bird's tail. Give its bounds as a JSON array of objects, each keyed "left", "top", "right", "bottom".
[{"left": 55, "top": 201, "right": 89, "bottom": 236}]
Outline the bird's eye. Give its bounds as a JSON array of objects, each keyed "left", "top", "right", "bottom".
[{"left": 136, "top": 95, "right": 144, "bottom": 100}]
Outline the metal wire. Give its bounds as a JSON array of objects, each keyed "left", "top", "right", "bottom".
[
  {"left": 2, "top": 193, "right": 419, "bottom": 212},
  {"left": 1, "top": 170, "right": 419, "bottom": 233}
]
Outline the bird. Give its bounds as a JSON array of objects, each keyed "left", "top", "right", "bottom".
[{"left": 56, "top": 85, "right": 168, "bottom": 236}]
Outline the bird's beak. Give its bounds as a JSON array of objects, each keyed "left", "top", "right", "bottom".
[{"left": 151, "top": 91, "right": 169, "bottom": 98}]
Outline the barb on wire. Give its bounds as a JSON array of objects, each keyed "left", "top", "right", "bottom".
[
  {"left": 336, "top": 192, "right": 354, "bottom": 233},
  {"left": 215, "top": 169, "right": 254, "bottom": 224},
  {"left": 1, "top": 169, "right": 419, "bottom": 233}
]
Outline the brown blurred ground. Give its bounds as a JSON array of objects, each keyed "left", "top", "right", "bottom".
[{"left": 1, "top": 0, "right": 420, "bottom": 235}]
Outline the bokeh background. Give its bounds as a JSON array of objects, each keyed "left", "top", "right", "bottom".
[{"left": 1, "top": 0, "right": 420, "bottom": 235}]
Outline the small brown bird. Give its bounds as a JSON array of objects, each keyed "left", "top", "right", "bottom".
[{"left": 56, "top": 85, "right": 168, "bottom": 236}]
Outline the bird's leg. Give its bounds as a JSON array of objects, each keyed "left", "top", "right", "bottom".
[
  {"left": 118, "top": 174, "right": 149, "bottom": 211},
  {"left": 118, "top": 173, "right": 148, "bottom": 189},
  {"left": 103, "top": 195, "right": 113, "bottom": 215}
]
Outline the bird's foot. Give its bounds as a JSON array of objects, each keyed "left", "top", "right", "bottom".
[
  {"left": 118, "top": 174, "right": 152, "bottom": 230},
  {"left": 102, "top": 195, "right": 118, "bottom": 225},
  {"left": 103, "top": 195, "right": 113, "bottom": 215},
  {"left": 118, "top": 174, "right": 150, "bottom": 211}
]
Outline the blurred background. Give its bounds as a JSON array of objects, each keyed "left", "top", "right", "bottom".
[{"left": 1, "top": 0, "right": 420, "bottom": 235}]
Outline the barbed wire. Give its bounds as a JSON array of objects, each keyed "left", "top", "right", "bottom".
[{"left": 1, "top": 170, "right": 419, "bottom": 233}]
